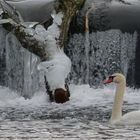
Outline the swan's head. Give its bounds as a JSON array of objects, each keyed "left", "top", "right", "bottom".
[{"left": 103, "top": 73, "right": 126, "bottom": 84}]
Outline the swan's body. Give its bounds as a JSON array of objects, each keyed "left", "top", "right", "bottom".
[{"left": 104, "top": 73, "right": 140, "bottom": 125}]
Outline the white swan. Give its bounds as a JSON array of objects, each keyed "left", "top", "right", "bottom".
[{"left": 104, "top": 73, "right": 140, "bottom": 125}]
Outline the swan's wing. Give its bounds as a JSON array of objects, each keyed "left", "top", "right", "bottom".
[{"left": 120, "top": 111, "right": 140, "bottom": 125}]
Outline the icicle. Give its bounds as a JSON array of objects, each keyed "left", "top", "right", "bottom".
[
  {"left": 84, "top": 3, "right": 95, "bottom": 84},
  {"left": 5, "top": 32, "right": 40, "bottom": 98},
  {"left": 0, "top": 27, "right": 7, "bottom": 86}
]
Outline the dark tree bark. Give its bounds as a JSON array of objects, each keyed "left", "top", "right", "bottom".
[{"left": 56, "top": 0, "right": 85, "bottom": 48}]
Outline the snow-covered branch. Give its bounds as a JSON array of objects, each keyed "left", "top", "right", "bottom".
[
  {"left": 0, "top": 0, "right": 85, "bottom": 103},
  {"left": 0, "top": 0, "right": 48, "bottom": 60}
]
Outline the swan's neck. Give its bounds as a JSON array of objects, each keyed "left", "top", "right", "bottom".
[{"left": 110, "top": 81, "right": 126, "bottom": 123}]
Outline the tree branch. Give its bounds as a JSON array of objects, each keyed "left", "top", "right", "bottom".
[
  {"left": 0, "top": 0, "right": 86, "bottom": 103},
  {"left": 1, "top": 0, "right": 48, "bottom": 60},
  {"left": 57, "top": 0, "right": 85, "bottom": 48}
]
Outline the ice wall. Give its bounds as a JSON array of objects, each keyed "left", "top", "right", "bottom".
[
  {"left": 66, "top": 29, "right": 137, "bottom": 87},
  {"left": 0, "top": 26, "right": 7, "bottom": 86},
  {"left": 5, "top": 31, "right": 40, "bottom": 98}
]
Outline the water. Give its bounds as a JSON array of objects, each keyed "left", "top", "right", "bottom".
[
  {"left": 0, "top": 27, "right": 7, "bottom": 86},
  {"left": 84, "top": 31, "right": 90, "bottom": 84},
  {"left": 0, "top": 1, "right": 139, "bottom": 94},
  {"left": 0, "top": 85, "right": 140, "bottom": 139},
  {"left": 67, "top": 29, "right": 137, "bottom": 87},
  {"left": 0, "top": 1, "right": 140, "bottom": 139},
  {"left": 4, "top": 29, "right": 40, "bottom": 98}
]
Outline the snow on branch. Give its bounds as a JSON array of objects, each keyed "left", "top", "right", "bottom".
[
  {"left": 0, "top": 0, "right": 48, "bottom": 60},
  {"left": 0, "top": 0, "right": 24, "bottom": 23},
  {"left": 0, "top": 0, "right": 85, "bottom": 103},
  {"left": 38, "top": 11, "right": 71, "bottom": 91}
]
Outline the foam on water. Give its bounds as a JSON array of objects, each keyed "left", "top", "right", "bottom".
[
  {"left": 0, "top": 84, "right": 139, "bottom": 114},
  {"left": 0, "top": 85, "right": 140, "bottom": 139},
  {"left": 0, "top": 85, "right": 140, "bottom": 119},
  {"left": 0, "top": 85, "right": 139, "bottom": 140}
]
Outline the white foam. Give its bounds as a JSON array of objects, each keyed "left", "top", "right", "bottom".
[{"left": 0, "top": 85, "right": 139, "bottom": 111}]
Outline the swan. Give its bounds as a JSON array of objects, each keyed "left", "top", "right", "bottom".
[{"left": 103, "top": 73, "right": 140, "bottom": 125}]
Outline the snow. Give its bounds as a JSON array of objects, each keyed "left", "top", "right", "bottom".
[
  {"left": 0, "top": 1, "right": 71, "bottom": 94},
  {"left": 0, "top": 19, "right": 13, "bottom": 24},
  {"left": 38, "top": 52, "right": 71, "bottom": 91},
  {"left": 38, "top": 11, "right": 71, "bottom": 91},
  {"left": 51, "top": 11, "right": 63, "bottom": 25},
  {"left": 33, "top": 11, "right": 64, "bottom": 56},
  {"left": 45, "top": 11, "right": 63, "bottom": 55}
]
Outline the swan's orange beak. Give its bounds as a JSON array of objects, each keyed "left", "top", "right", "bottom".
[{"left": 103, "top": 78, "right": 113, "bottom": 84}]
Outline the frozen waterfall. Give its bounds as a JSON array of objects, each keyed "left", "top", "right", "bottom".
[
  {"left": 0, "top": 27, "right": 138, "bottom": 97},
  {"left": 0, "top": 26, "right": 40, "bottom": 98},
  {"left": 0, "top": 0, "right": 139, "bottom": 99}
]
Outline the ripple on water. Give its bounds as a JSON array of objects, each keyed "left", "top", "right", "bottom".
[{"left": 0, "top": 85, "right": 139, "bottom": 139}]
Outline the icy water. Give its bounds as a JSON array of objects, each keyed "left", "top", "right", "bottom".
[{"left": 0, "top": 85, "right": 140, "bottom": 140}]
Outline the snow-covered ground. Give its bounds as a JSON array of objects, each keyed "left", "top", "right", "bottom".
[{"left": 0, "top": 85, "right": 140, "bottom": 139}]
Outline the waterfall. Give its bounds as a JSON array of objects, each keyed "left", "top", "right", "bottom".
[
  {"left": 84, "top": 3, "right": 95, "bottom": 84},
  {"left": 84, "top": 31, "right": 90, "bottom": 84},
  {"left": 5, "top": 31, "right": 40, "bottom": 98},
  {"left": 0, "top": 26, "right": 7, "bottom": 86},
  {"left": 0, "top": 0, "right": 139, "bottom": 97},
  {"left": 66, "top": 29, "right": 137, "bottom": 87}
]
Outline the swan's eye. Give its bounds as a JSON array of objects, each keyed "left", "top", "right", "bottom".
[
  {"left": 109, "top": 76, "right": 115, "bottom": 80},
  {"left": 103, "top": 75, "right": 116, "bottom": 84}
]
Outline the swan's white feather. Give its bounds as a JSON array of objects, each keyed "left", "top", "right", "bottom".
[
  {"left": 120, "top": 111, "right": 140, "bottom": 125},
  {"left": 106, "top": 73, "right": 140, "bottom": 126}
]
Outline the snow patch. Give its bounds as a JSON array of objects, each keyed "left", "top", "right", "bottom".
[
  {"left": 38, "top": 52, "right": 71, "bottom": 91},
  {"left": 38, "top": 11, "right": 71, "bottom": 91},
  {"left": 45, "top": 12, "right": 63, "bottom": 56}
]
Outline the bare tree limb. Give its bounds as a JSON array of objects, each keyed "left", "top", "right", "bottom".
[
  {"left": 1, "top": 0, "right": 48, "bottom": 60},
  {"left": 1, "top": 0, "right": 24, "bottom": 23},
  {"left": 85, "top": 3, "right": 95, "bottom": 32},
  {"left": 56, "top": 0, "right": 85, "bottom": 48},
  {"left": 0, "top": 0, "right": 85, "bottom": 60}
]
